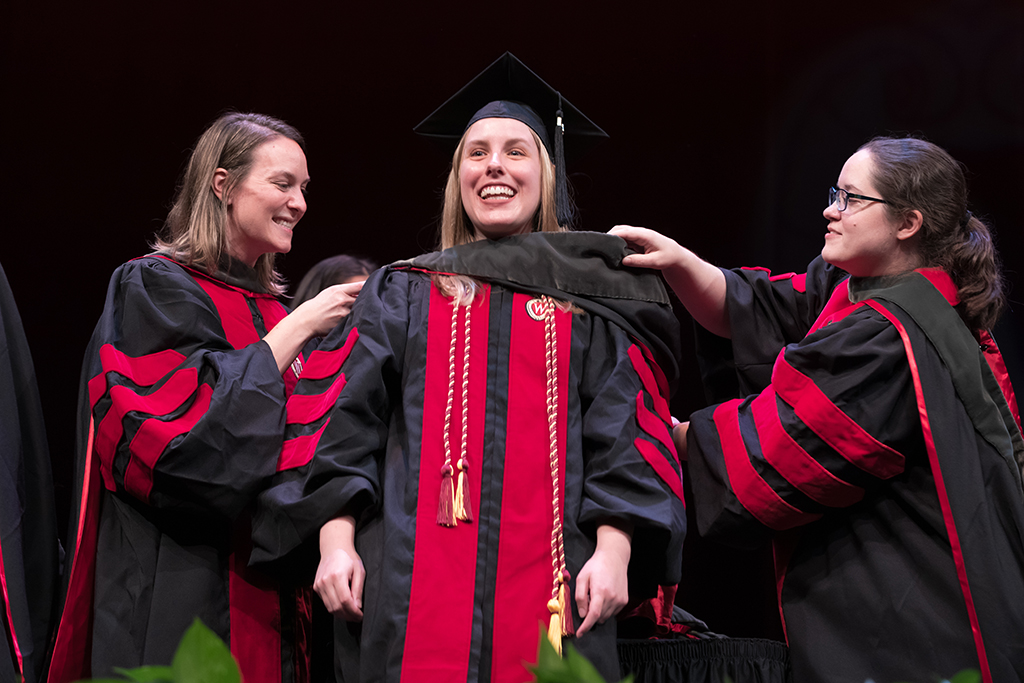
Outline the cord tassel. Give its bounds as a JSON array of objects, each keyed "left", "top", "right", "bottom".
[
  {"left": 558, "top": 572, "right": 574, "bottom": 637},
  {"left": 437, "top": 464, "right": 456, "bottom": 527},
  {"left": 455, "top": 459, "right": 473, "bottom": 522},
  {"left": 547, "top": 599, "right": 563, "bottom": 657}
]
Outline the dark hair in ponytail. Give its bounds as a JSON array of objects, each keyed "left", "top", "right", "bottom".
[{"left": 860, "top": 136, "right": 1005, "bottom": 330}]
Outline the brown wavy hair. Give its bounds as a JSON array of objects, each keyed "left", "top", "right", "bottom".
[
  {"left": 153, "top": 112, "right": 304, "bottom": 295},
  {"left": 861, "top": 136, "right": 1005, "bottom": 330}
]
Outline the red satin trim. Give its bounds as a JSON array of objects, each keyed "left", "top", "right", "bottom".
[
  {"left": 633, "top": 387, "right": 676, "bottom": 458},
  {"left": 738, "top": 267, "right": 808, "bottom": 293},
  {"left": 634, "top": 342, "right": 671, "bottom": 402},
  {"left": 229, "top": 511, "right": 281, "bottom": 683},
  {"left": 88, "top": 345, "right": 187, "bottom": 408},
  {"left": 915, "top": 268, "right": 960, "bottom": 305},
  {"left": 635, "top": 437, "right": 684, "bottom": 502},
  {"left": 124, "top": 384, "right": 213, "bottom": 500},
  {"left": 194, "top": 278, "right": 261, "bottom": 349},
  {"left": 714, "top": 400, "right": 821, "bottom": 531},
  {"left": 490, "top": 293, "right": 570, "bottom": 683},
  {"left": 808, "top": 280, "right": 862, "bottom": 332},
  {"left": 627, "top": 345, "right": 672, "bottom": 428},
  {"left": 0, "top": 535, "right": 24, "bottom": 679},
  {"left": 46, "top": 419, "right": 99, "bottom": 683},
  {"left": 300, "top": 329, "right": 360, "bottom": 380},
  {"left": 772, "top": 352, "right": 905, "bottom": 479},
  {"left": 96, "top": 367, "right": 200, "bottom": 494},
  {"left": 978, "top": 330, "right": 1021, "bottom": 430},
  {"left": 293, "top": 586, "right": 312, "bottom": 683},
  {"left": 277, "top": 422, "right": 329, "bottom": 471},
  {"left": 751, "top": 388, "right": 865, "bottom": 507},
  {"left": 401, "top": 286, "right": 488, "bottom": 683},
  {"left": 285, "top": 374, "right": 348, "bottom": 425},
  {"left": 866, "top": 300, "right": 992, "bottom": 682}
]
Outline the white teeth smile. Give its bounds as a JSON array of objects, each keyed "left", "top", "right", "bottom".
[
  {"left": 480, "top": 186, "right": 515, "bottom": 199},
  {"left": 274, "top": 219, "right": 294, "bottom": 228}
]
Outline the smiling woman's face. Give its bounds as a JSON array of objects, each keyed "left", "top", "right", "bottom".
[
  {"left": 821, "top": 149, "right": 905, "bottom": 277},
  {"left": 459, "top": 117, "right": 542, "bottom": 241},
  {"left": 220, "top": 136, "right": 309, "bottom": 266}
]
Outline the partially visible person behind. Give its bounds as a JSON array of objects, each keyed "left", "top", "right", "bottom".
[
  {"left": 292, "top": 254, "right": 377, "bottom": 307},
  {"left": 613, "top": 136, "right": 1024, "bottom": 683},
  {"left": 46, "top": 112, "right": 360, "bottom": 683},
  {"left": 1, "top": 261, "right": 60, "bottom": 683}
]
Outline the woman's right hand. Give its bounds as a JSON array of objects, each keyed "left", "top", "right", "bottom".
[
  {"left": 315, "top": 516, "right": 365, "bottom": 620},
  {"left": 295, "top": 280, "right": 365, "bottom": 338},
  {"left": 263, "top": 280, "right": 366, "bottom": 373},
  {"left": 609, "top": 225, "right": 731, "bottom": 338},
  {"left": 609, "top": 225, "right": 687, "bottom": 271},
  {"left": 314, "top": 545, "right": 365, "bottom": 620}
]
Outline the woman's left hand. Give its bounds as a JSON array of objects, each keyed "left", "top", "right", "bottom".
[{"left": 575, "top": 523, "right": 632, "bottom": 637}]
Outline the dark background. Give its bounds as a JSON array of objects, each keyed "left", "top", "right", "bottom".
[{"left": 7, "top": 0, "right": 1022, "bottom": 640}]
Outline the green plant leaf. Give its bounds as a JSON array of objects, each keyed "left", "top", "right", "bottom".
[
  {"left": 169, "top": 619, "right": 242, "bottom": 683},
  {"left": 112, "top": 666, "right": 175, "bottom": 682},
  {"left": 529, "top": 626, "right": 634, "bottom": 683},
  {"left": 948, "top": 670, "right": 981, "bottom": 683}
]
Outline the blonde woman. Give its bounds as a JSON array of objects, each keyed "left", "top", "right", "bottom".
[{"left": 253, "top": 55, "right": 686, "bottom": 682}]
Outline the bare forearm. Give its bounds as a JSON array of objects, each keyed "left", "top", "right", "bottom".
[{"left": 320, "top": 515, "right": 357, "bottom": 555}]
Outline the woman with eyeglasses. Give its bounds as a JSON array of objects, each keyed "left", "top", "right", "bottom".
[{"left": 612, "top": 136, "right": 1024, "bottom": 683}]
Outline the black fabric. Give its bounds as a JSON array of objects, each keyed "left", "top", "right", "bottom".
[
  {"left": 412, "top": 52, "right": 607, "bottom": 160},
  {"left": 0, "top": 262, "right": 60, "bottom": 683},
  {"left": 867, "top": 273, "right": 1024, "bottom": 485},
  {"left": 253, "top": 235, "right": 686, "bottom": 682},
  {"left": 617, "top": 638, "right": 791, "bottom": 683},
  {"left": 401, "top": 231, "right": 682, "bottom": 393}
]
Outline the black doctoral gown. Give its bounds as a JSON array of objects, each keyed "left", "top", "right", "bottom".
[
  {"left": 688, "top": 257, "right": 1024, "bottom": 683},
  {"left": 0, "top": 262, "right": 60, "bottom": 683},
  {"left": 48, "top": 255, "right": 312, "bottom": 683},
  {"left": 253, "top": 232, "right": 688, "bottom": 683}
]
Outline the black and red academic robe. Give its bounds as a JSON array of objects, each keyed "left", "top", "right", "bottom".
[
  {"left": 1, "top": 262, "right": 60, "bottom": 683},
  {"left": 47, "top": 255, "right": 311, "bottom": 683},
  {"left": 252, "top": 232, "right": 687, "bottom": 683},
  {"left": 687, "top": 257, "right": 1024, "bottom": 683}
]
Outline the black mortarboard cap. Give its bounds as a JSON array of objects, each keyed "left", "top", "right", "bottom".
[{"left": 414, "top": 52, "right": 608, "bottom": 227}]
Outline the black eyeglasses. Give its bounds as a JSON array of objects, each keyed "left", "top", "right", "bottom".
[{"left": 829, "top": 187, "right": 887, "bottom": 212}]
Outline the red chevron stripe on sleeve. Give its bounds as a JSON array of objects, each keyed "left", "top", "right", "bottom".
[
  {"left": 750, "top": 388, "right": 866, "bottom": 507},
  {"left": 772, "top": 351, "right": 905, "bottom": 479},
  {"left": 715, "top": 399, "right": 821, "bottom": 530}
]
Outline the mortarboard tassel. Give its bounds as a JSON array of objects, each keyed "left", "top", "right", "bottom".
[{"left": 553, "top": 94, "right": 572, "bottom": 228}]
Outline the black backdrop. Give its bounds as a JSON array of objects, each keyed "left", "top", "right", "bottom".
[{"left": 7, "top": 0, "right": 1022, "bottom": 641}]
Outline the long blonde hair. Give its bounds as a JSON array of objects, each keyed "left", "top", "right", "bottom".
[
  {"left": 154, "top": 112, "right": 304, "bottom": 295},
  {"left": 436, "top": 125, "right": 563, "bottom": 304}
]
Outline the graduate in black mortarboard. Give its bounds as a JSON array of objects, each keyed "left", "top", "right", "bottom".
[{"left": 252, "top": 53, "right": 687, "bottom": 683}]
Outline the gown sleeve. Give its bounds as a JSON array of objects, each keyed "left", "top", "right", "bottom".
[
  {"left": 688, "top": 304, "right": 923, "bottom": 548},
  {"left": 697, "top": 256, "right": 849, "bottom": 399},
  {"left": 576, "top": 314, "right": 688, "bottom": 588},
  {"left": 251, "top": 268, "right": 411, "bottom": 564},
  {"left": 84, "top": 257, "right": 287, "bottom": 521}
]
